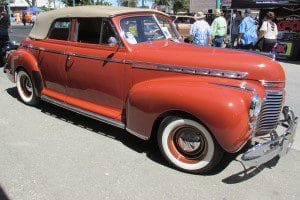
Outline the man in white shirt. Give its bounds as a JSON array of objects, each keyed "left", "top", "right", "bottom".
[{"left": 259, "top": 11, "right": 278, "bottom": 52}]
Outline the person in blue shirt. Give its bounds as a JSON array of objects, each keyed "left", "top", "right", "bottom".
[
  {"left": 238, "top": 9, "right": 258, "bottom": 50},
  {"left": 189, "top": 11, "right": 211, "bottom": 46}
]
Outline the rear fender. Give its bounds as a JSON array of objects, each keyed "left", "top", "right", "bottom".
[{"left": 126, "top": 77, "right": 253, "bottom": 153}]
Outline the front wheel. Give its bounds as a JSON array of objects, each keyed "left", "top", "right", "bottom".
[
  {"left": 157, "top": 117, "right": 223, "bottom": 174},
  {"left": 16, "top": 69, "right": 40, "bottom": 106}
]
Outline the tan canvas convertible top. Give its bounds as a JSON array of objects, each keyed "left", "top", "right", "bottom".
[{"left": 29, "top": 5, "right": 167, "bottom": 40}]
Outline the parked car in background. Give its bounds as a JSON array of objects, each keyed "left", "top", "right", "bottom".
[
  {"left": 170, "top": 15, "right": 196, "bottom": 40},
  {"left": 3, "top": 6, "right": 297, "bottom": 174}
]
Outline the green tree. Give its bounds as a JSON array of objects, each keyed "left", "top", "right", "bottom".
[
  {"left": 24, "top": 0, "right": 37, "bottom": 7},
  {"left": 95, "top": 0, "right": 112, "bottom": 5},
  {"left": 173, "top": 0, "right": 189, "bottom": 13},
  {"left": 154, "top": 0, "right": 189, "bottom": 13},
  {"left": 61, "top": 0, "right": 111, "bottom": 6},
  {"left": 155, "top": 0, "right": 170, "bottom": 6},
  {"left": 119, "top": 0, "right": 137, "bottom": 7}
]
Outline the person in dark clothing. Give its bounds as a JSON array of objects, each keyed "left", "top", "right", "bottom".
[
  {"left": 0, "top": 12, "right": 10, "bottom": 41},
  {"left": 231, "top": 11, "right": 242, "bottom": 48},
  {"left": 0, "top": 11, "right": 10, "bottom": 66},
  {"left": 0, "top": 12, "right": 10, "bottom": 45},
  {"left": 22, "top": 11, "right": 26, "bottom": 26}
]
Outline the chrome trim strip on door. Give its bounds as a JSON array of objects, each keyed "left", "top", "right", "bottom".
[
  {"left": 22, "top": 43, "right": 248, "bottom": 79},
  {"left": 41, "top": 95, "right": 125, "bottom": 129},
  {"left": 22, "top": 44, "right": 126, "bottom": 64}
]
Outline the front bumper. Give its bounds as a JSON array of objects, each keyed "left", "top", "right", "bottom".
[{"left": 241, "top": 106, "right": 298, "bottom": 167}]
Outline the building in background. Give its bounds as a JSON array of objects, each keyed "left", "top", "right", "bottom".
[
  {"left": 9, "top": 0, "right": 64, "bottom": 14},
  {"left": 189, "top": 0, "right": 215, "bottom": 13}
]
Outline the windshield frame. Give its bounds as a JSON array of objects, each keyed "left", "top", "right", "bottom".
[{"left": 116, "top": 13, "right": 180, "bottom": 46}]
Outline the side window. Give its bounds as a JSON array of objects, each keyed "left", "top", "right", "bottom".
[
  {"left": 157, "top": 16, "right": 177, "bottom": 39},
  {"left": 176, "top": 17, "right": 192, "bottom": 24},
  {"left": 48, "top": 19, "right": 71, "bottom": 40},
  {"left": 77, "top": 18, "right": 102, "bottom": 44},
  {"left": 190, "top": 18, "right": 196, "bottom": 24},
  {"left": 100, "top": 19, "right": 117, "bottom": 45},
  {"left": 170, "top": 16, "right": 176, "bottom": 21}
]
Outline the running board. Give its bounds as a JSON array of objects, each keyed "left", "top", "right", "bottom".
[{"left": 41, "top": 95, "right": 125, "bottom": 129}]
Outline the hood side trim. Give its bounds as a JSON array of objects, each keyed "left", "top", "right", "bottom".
[{"left": 132, "top": 62, "right": 248, "bottom": 79}]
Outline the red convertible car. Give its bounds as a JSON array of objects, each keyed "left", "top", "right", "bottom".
[{"left": 3, "top": 6, "right": 298, "bottom": 173}]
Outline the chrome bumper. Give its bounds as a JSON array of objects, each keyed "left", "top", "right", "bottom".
[{"left": 241, "top": 106, "right": 298, "bottom": 167}]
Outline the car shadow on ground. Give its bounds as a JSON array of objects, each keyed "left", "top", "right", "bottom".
[
  {"left": 221, "top": 156, "right": 280, "bottom": 184},
  {"left": 6, "top": 86, "right": 278, "bottom": 181},
  {"left": 0, "top": 185, "right": 10, "bottom": 200},
  {"left": 278, "top": 59, "right": 300, "bottom": 65}
]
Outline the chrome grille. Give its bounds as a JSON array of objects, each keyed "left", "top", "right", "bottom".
[{"left": 256, "top": 90, "right": 283, "bottom": 133}]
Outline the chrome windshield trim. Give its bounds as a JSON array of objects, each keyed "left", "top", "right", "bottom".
[{"left": 41, "top": 95, "right": 125, "bottom": 129}]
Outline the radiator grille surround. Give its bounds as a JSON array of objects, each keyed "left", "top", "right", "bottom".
[{"left": 256, "top": 90, "right": 284, "bottom": 134}]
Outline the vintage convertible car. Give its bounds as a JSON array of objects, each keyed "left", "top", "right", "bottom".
[{"left": 3, "top": 6, "right": 298, "bottom": 173}]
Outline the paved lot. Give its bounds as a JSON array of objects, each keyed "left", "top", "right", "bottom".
[{"left": 0, "top": 26, "right": 299, "bottom": 200}]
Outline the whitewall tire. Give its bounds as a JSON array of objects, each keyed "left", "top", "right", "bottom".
[
  {"left": 158, "top": 117, "right": 223, "bottom": 173},
  {"left": 16, "top": 69, "right": 39, "bottom": 106}
]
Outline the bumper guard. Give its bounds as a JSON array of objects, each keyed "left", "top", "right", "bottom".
[{"left": 241, "top": 106, "right": 298, "bottom": 167}]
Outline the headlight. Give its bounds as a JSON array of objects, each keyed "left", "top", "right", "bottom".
[{"left": 249, "top": 93, "right": 262, "bottom": 119}]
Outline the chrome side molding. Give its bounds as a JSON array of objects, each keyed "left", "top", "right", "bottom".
[
  {"left": 41, "top": 95, "right": 125, "bottom": 129},
  {"left": 133, "top": 62, "right": 248, "bottom": 79}
]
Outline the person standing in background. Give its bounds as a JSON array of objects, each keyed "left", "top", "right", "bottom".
[
  {"left": 231, "top": 11, "right": 242, "bottom": 48},
  {"left": 211, "top": 9, "right": 227, "bottom": 48},
  {"left": 15, "top": 12, "right": 21, "bottom": 24},
  {"left": 189, "top": 11, "right": 211, "bottom": 46},
  {"left": 25, "top": 12, "right": 31, "bottom": 25},
  {"left": 238, "top": 9, "right": 257, "bottom": 50},
  {"left": 31, "top": 13, "right": 37, "bottom": 26},
  {"left": 0, "top": 11, "right": 10, "bottom": 43},
  {"left": 259, "top": 11, "right": 278, "bottom": 52},
  {"left": 22, "top": 11, "right": 26, "bottom": 26}
]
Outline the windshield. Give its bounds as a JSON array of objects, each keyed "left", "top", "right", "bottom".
[{"left": 120, "top": 15, "right": 179, "bottom": 44}]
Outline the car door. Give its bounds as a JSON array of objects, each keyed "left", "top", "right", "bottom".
[
  {"left": 38, "top": 18, "right": 71, "bottom": 100},
  {"left": 65, "top": 18, "right": 130, "bottom": 120}
]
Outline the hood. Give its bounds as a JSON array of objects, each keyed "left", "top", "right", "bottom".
[{"left": 128, "top": 40, "right": 285, "bottom": 82}]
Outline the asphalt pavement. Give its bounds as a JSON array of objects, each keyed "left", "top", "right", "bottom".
[{"left": 0, "top": 26, "right": 299, "bottom": 200}]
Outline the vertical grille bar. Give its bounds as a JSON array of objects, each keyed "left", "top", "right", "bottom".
[{"left": 256, "top": 90, "right": 283, "bottom": 134}]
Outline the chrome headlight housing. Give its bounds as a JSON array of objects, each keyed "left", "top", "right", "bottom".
[{"left": 249, "top": 93, "right": 262, "bottom": 119}]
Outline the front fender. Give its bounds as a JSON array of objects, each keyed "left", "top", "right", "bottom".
[
  {"left": 126, "top": 77, "right": 253, "bottom": 153},
  {"left": 6, "top": 48, "right": 43, "bottom": 95}
]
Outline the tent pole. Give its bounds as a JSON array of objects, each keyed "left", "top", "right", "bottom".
[{"left": 216, "top": 0, "right": 221, "bottom": 9}]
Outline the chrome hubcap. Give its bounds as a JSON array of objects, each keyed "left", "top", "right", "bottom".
[
  {"left": 174, "top": 127, "right": 207, "bottom": 159},
  {"left": 177, "top": 131, "right": 201, "bottom": 153},
  {"left": 25, "top": 78, "right": 32, "bottom": 92},
  {"left": 20, "top": 74, "right": 32, "bottom": 97}
]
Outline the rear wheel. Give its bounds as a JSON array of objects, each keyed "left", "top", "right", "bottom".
[
  {"left": 157, "top": 117, "right": 223, "bottom": 174},
  {"left": 16, "top": 69, "right": 39, "bottom": 106}
]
